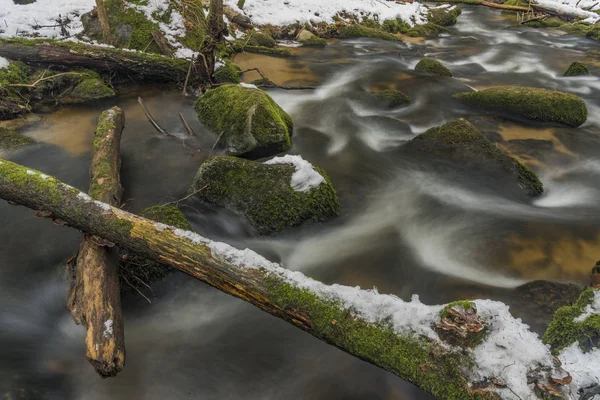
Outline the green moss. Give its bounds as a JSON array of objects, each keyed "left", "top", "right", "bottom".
[
  {"left": 543, "top": 287, "right": 600, "bottom": 354},
  {"left": 523, "top": 16, "right": 562, "bottom": 28},
  {"left": 564, "top": 61, "right": 589, "bottom": 77},
  {"left": 382, "top": 18, "right": 410, "bottom": 34},
  {"left": 190, "top": 156, "right": 340, "bottom": 235},
  {"left": 120, "top": 205, "right": 194, "bottom": 289},
  {"left": 237, "top": 0, "right": 245, "bottom": 9},
  {"left": 374, "top": 89, "right": 411, "bottom": 108},
  {"left": 440, "top": 300, "right": 476, "bottom": 319},
  {"left": 0, "top": 127, "right": 35, "bottom": 149},
  {"left": 69, "top": 77, "right": 115, "bottom": 101},
  {"left": 301, "top": 35, "right": 327, "bottom": 46},
  {"left": 454, "top": 86, "right": 588, "bottom": 127},
  {"left": 414, "top": 57, "right": 453, "bottom": 77},
  {"left": 230, "top": 41, "right": 293, "bottom": 57},
  {"left": 428, "top": 6, "right": 462, "bottom": 26},
  {"left": 587, "top": 24, "right": 600, "bottom": 41},
  {"left": 408, "top": 118, "right": 544, "bottom": 196},
  {"left": 406, "top": 23, "right": 449, "bottom": 38},
  {"left": 214, "top": 60, "right": 242, "bottom": 84},
  {"left": 103, "top": 0, "right": 163, "bottom": 53},
  {"left": 338, "top": 25, "right": 398, "bottom": 41},
  {"left": 195, "top": 84, "right": 293, "bottom": 159},
  {"left": 247, "top": 32, "right": 277, "bottom": 48},
  {"left": 559, "top": 22, "right": 593, "bottom": 37},
  {"left": 263, "top": 275, "right": 495, "bottom": 399},
  {"left": 504, "top": 0, "right": 527, "bottom": 5},
  {"left": 0, "top": 61, "right": 31, "bottom": 120}
]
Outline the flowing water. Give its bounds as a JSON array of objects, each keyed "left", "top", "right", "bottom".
[{"left": 2, "top": 5, "right": 600, "bottom": 399}]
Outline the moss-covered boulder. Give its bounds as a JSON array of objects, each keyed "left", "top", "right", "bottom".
[
  {"left": 427, "top": 6, "right": 462, "bottom": 27},
  {"left": 339, "top": 25, "right": 397, "bottom": 41},
  {"left": 564, "top": 61, "right": 589, "bottom": 77},
  {"left": 214, "top": 60, "right": 241, "bottom": 84},
  {"left": 297, "top": 30, "right": 327, "bottom": 46},
  {"left": 0, "top": 127, "right": 35, "bottom": 150},
  {"left": 195, "top": 84, "right": 293, "bottom": 159},
  {"left": 190, "top": 156, "right": 339, "bottom": 234},
  {"left": 247, "top": 32, "right": 277, "bottom": 48},
  {"left": 406, "top": 23, "right": 449, "bottom": 38},
  {"left": 454, "top": 86, "right": 587, "bottom": 127},
  {"left": 403, "top": 118, "right": 544, "bottom": 196},
  {"left": 414, "top": 57, "right": 453, "bottom": 77},
  {"left": 373, "top": 89, "right": 411, "bottom": 108},
  {"left": 120, "top": 205, "right": 194, "bottom": 290}
]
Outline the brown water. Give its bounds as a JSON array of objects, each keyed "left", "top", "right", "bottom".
[{"left": 2, "top": 5, "right": 600, "bottom": 400}]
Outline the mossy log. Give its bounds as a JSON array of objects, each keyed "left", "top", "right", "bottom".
[
  {"left": 0, "top": 38, "right": 194, "bottom": 83},
  {"left": 0, "top": 158, "right": 587, "bottom": 399},
  {"left": 66, "top": 107, "right": 125, "bottom": 377}
]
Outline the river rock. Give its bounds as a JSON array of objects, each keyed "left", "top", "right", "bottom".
[
  {"left": 297, "top": 30, "right": 327, "bottom": 46},
  {"left": 403, "top": 118, "right": 544, "bottom": 196},
  {"left": 414, "top": 57, "right": 453, "bottom": 77},
  {"left": 190, "top": 155, "right": 339, "bottom": 234},
  {"left": 454, "top": 86, "right": 587, "bottom": 127},
  {"left": 195, "top": 84, "right": 293, "bottom": 159},
  {"left": 564, "top": 61, "right": 589, "bottom": 77},
  {"left": 373, "top": 89, "right": 411, "bottom": 108}
]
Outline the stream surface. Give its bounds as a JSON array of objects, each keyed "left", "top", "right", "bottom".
[{"left": 1, "top": 5, "right": 600, "bottom": 400}]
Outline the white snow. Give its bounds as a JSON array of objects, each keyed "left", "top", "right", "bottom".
[
  {"left": 103, "top": 319, "right": 113, "bottom": 338},
  {"left": 0, "top": 0, "right": 94, "bottom": 39},
  {"left": 536, "top": 0, "right": 600, "bottom": 23},
  {"left": 239, "top": 82, "right": 258, "bottom": 89},
  {"left": 575, "top": 289, "right": 600, "bottom": 322},
  {"left": 77, "top": 192, "right": 92, "bottom": 202},
  {"left": 0, "top": 57, "right": 9, "bottom": 68},
  {"left": 225, "top": 0, "right": 428, "bottom": 27},
  {"left": 264, "top": 155, "right": 325, "bottom": 192},
  {"left": 25, "top": 169, "right": 35, "bottom": 175},
  {"left": 558, "top": 343, "right": 600, "bottom": 394}
]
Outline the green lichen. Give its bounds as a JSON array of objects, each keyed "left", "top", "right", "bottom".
[
  {"left": 414, "top": 57, "right": 453, "bottom": 77},
  {"left": 564, "top": 61, "right": 590, "bottom": 77},
  {"left": 195, "top": 84, "right": 293, "bottom": 159},
  {"left": 407, "top": 118, "right": 544, "bottom": 196},
  {"left": 0, "top": 160, "right": 70, "bottom": 207},
  {"left": 338, "top": 25, "right": 398, "bottom": 41},
  {"left": 263, "top": 274, "right": 496, "bottom": 400},
  {"left": 587, "top": 24, "right": 600, "bottom": 41},
  {"left": 190, "top": 156, "right": 340, "bottom": 235},
  {"left": 503, "top": 0, "right": 527, "bottom": 5},
  {"left": 0, "top": 127, "right": 35, "bottom": 149},
  {"left": 428, "top": 6, "right": 462, "bottom": 26},
  {"left": 373, "top": 89, "right": 411, "bottom": 108},
  {"left": 454, "top": 86, "right": 588, "bottom": 127},
  {"left": 247, "top": 32, "right": 277, "bottom": 48},
  {"left": 214, "top": 60, "right": 242, "bottom": 84},
  {"left": 120, "top": 205, "right": 194, "bottom": 290},
  {"left": 543, "top": 287, "right": 600, "bottom": 354}
]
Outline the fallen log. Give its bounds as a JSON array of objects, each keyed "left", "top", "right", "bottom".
[
  {"left": 66, "top": 107, "right": 126, "bottom": 377},
  {"left": 0, "top": 38, "right": 194, "bottom": 83},
  {"left": 0, "top": 159, "right": 589, "bottom": 399},
  {"left": 481, "top": 1, "right": 530, "bottom": 11}
]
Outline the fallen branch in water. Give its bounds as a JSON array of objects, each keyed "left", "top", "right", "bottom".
[
  {"left": 179, "top": 112, "right": 196, "bottom": 136},
  {"left": 0, "top": 158, "right": 594, "bottom": 399},
  {"left": 137, "top": 97, "right": 170, "bottom": 136},
  {"left": 240, "top": 67, "right": 317, "bottom": 91}
]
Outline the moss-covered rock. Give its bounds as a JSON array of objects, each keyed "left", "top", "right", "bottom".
[
  {"left": 190, "top": 156, "right": 340, "bottom": 234},
  {"left": 454, "top": 86, "right": 587, "bottom": 127},
  {"left": 403, "top": 118, "right": 544, "bottom": 196},
  {"left": 428, "top": 6, "right": 462, "bottom": 26},
  {"left": 12, "top": 0, "right": 36, "bottom": 4},
  {"left": 195, "top": 84, "right": 293, "bottom": 159},
  {"left": 564, "top": 61, "right": 590, "bottom": 77},
  {"left": 406, "top": 23, "right": 449, "bottom": 38},
  {"left": 214, "top": 60, "right": 242, "bottom": 84},
  {"left": 339, "top": 25, "right": 398, "bottom": 41},
  {"left": 0, "top": 61, "right": 30, "bottom": 120},
  {"left": 120, "top": 205, "right": 194, "bottom": 290},
  {"left": 543, "top": 287, "right": 599, "bottom": 354},
  {"left": 247, "top": 32, "right": 277, "bottom": 48},
  {"left": 0, "top": 127, "right": 35, "bottom": 149},
  {"left": 414, "top": 57, "right": 453, "bottom": 77},
  {"left": 297, "top": 29, "right": 327, "bottom": 46},
  {"left": 586, "top": 23, "right": 600, "bottom": 41},
  {"left": 373, "top": 89, "right": 411, "bottom": 108}
]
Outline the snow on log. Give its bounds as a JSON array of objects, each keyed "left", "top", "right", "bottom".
[
  {"left": 66, "top": 107, "right": 126, "bottom": 377},
  {"left": 0, "top": 158, "right": 592, "bottom": 399}
]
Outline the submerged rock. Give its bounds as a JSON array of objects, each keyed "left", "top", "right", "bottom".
[
  {"left": 414, "top": 57, "right": 453, "bottom": 77},
  {"left": 373, "top": 89, "right": 411, "bottom": 108},
  {"left": 564, "top": 61, "right": 589, "bottom": 77},
  {"left": 190, "top": 155, "right": 339, "bottom": 234},
  {"left": 454, "top": 86, "right": 587, "bottom": 127},
  {"left": 403, "top": 118, "right": 544, "bottom": 196},
  {"left": 120, "top": 205, "right": 194, "bottom": 290},
  {"left": 0, "top": 127, "right": 35, "bottom": 150},
  {"left": 195, "top": 84, "right": 293, "bottom": 159}
]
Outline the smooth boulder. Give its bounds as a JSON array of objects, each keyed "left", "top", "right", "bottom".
[
  {"left": 190, "top": 155, "right": 339, "bottom": 234},
  {"left": 454, "top": 86, "right": 587, "bottom": 127},
  {"left": 403, "top": 118, "right": 544, "bottom": 196},
  {"left": 564, "top": 61, "right": 589, "bottom": 77},
  {"left": 195, "top": 84, "right": 293, "bottom": 159},
  {"left": 414, "top": 57, "right": 452, "bottom": 77}
]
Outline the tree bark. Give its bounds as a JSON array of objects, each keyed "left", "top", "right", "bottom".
[
  {"left": 66, "top": 107, "right": 125, "bottom": 377},
  {"left": 0, "top": 159, "right": 579, "bottom": 400},
  {"left": 0, "top": 38, "right": 194, "bottom": 83},
  {"left": 95, "top": 0, "right": 112, "bottom": 43}
]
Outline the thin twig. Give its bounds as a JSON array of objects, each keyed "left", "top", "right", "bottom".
[
  {"left": 212, "top": 131, "right": 225, "bottom": 149},
  {"left": 8, "top": 71, "right": 84, "bottom": 88},
  {"left": 137, "top": 97, "right": 170, "bottom": 136},
  {"left": 120, "top": 273, "right": 152, "bottom": 304},
  {"left": 179, "top": 112, "right": 196, "bottom": 136},
  {"left": 162, "top": 185, "right": 208, "bottom": 206},
  {"left": 240, "top": 67, "right": 317, "bottom": 90},
  {"left": 182, "top": 58, "right": 193, "bottom": 95}
]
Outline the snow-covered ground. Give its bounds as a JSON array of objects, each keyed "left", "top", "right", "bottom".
[{"left": 536, "top": 0, "right": 600, "bottom": 23}]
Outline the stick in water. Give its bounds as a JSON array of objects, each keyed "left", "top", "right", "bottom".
[{"left": 137, "top": 97, "right": 170, "bottom": 135}]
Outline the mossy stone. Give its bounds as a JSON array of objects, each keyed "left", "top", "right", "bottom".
[
  {"left": 214, "top": 60, "right": 242, "bottom": 84},
  {"left": 0, "top": 127, "right": 35, "bottom": 149},
  {"left": 415, "top": 57, "right": 453, "bottom": 77},
  {"left": 564, "top": 61, "right": 589, "bottom": 77},
  {"left": 406, "top": 23, "right": 449, "bottom": 38},
  {"left": 586, "top": 24, "right": 600, "bottom": 41},
  {"left": 190, "top": 156, "right": 340, "bottom": 234},
  {"left": 339, "top": 25, "right": 398, "bottom": 41},
  {"left": 120, "top": 205, "right": 194, "bottom": 290},
  {"left": 195, "top": 84, "right": 293, "bottom": 159},
  {"left": 382, "top": 19, "right": 410, "bottom": 34},
  {"left": 374, "top": 89, "right": 411, "bottom": 108},
  {"left": 29, "top": 68, "right": 115, "bottom": 106},
  {"left": 454, "top": 86, "right": 587, "bottom": 127},
  {"left": 247, "top": 32, "right": 277, "bottom": 48},
  {"left": 297, "top": 30, "right": 327, "bottom": 46},
  {"left": 428, "top": 6, "right": 462, "bottom": 27},
  {"left": 404, "top": 118, "right": 544, "bottom": 196}
]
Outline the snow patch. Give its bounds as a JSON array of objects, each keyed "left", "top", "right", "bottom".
[
  {"left": 536, "top": 0, "right": 600, "bottom": 23},
  {"left": 575, "top": 290, "right": 600, "bottom": 322},
  {"left": 558, "top": 343, "right": 600, "bottom": 394},
  {"left": 39, "top": 174, "right": 49, "bottom": 180},
  {"left": 77, "top": 192, "right": 92, "bottom": 202},
  {"left": 0, "top": 57, "right": 9, "bottom": 69},
  {"left": 93, "top": 200, "right": 112, "bottom": 211},
  {"left": 239, "top": 82, "right": 258, "bottom": 89},
  {"left": 26, "top": 169, "right": 35, "bottom": 175},
  {"left": 264, "top": 155, "right": 325, "bottom": 192}
]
